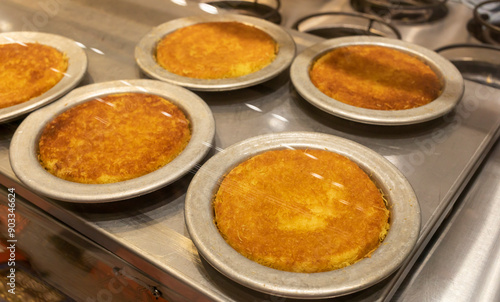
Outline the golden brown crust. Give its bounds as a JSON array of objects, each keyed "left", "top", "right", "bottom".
[
  {"left": 38, "top": 93, "right": 191, "bottom": 184},
  {"left": 309, "top": 45, "right": 442, "bottom": 110},
  {"left": 0, "top": 43, "right": 68, "bottom": 109},
  {"left": 156, "top": 21, "right": 278, "bottom": 79},
  {"left": 214, "top": 149, "right": 390, "bottom": 273}
]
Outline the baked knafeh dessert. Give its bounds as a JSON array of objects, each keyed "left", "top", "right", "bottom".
[
  {"left": 214, "top": 149, "right": 390, "bottom": 273},
  {"left": 155, "top": 21, "right": 278, "bottom": 79},
  {"left": 309, "top": 45, "right": 442, "bottom": 110},
  {"left": 38, "top": 93, "right": 191, "bottom": 184},
  {"left": 0, "top": 42, "right": 68, "bottom": 109}
]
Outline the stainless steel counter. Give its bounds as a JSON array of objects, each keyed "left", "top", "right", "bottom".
[
  {"left": 0, "top": 0, "right": 499, "bottom": 301},
  {"left": 393, "top": 138, "right": 500, "bottom": 302}
]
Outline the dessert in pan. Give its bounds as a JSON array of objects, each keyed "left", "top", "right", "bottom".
[
  {"left": 38, "top": 92, "right": 191, "bottom": 184},
  {"left": 309, "top": 45, "right": 442, "bottom": 110},
  {"left": 214, "top": 148, "right": 390, "bottom": 274},
  {"left": 291, "top": 36, "right": 465, "bottom": 125},
  {"left": 10, "top": 79, "right": 215, "bottom": 203},
  {"left": 185, "top": 132, "right": 421, "bottom": 299},
  {"left": 135, "top": 13, "right": 296, "bottom": 91},
  {"left": 0, "top": 32, "right": 87, "bottom": 123},
  {"left": 0, "top": 42, "right": 68, "bottom": 109},
  {"left": 155, "top": 21, "right": 278, "bottom": 79}
]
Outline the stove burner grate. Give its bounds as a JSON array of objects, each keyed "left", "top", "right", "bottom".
[
  {"left": 350, "top": 0, "right": 448, "bottom": 24},
  {"left": 435, "top": 43, "right": 500, "bottom": 89},
  {"left": 467, "top": 0, "right": 500, "bottom": 45},
  {"left": 291, "top": 11, "right": 401, "bottom": 39},
  {"left": 203, "top": 0, "right": 282, "bottom": 24}
]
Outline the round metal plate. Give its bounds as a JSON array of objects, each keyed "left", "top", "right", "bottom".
[
  {"left": 0, "top": 32, "right": 87, "bottom": 123},
  {"left": 290, "top": 36, "right": 464, "bottom": 126},
  {"left": 10, "top": 79, "right": 215, "bottom": 203},
  {"left": 135, "top": 14, "right": 296, "bottom": 91},
  {"left": 185, "top": 132, "right": 421, "bottom": 299}
]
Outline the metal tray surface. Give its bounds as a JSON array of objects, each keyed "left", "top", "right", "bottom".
[
  {"left": 0, "top": 31, "right": 87, "bottom": 123},
  {"left": 9, "top": 79, "right": 215, "bottom": 203},
  {"left": 290, "top": 36, "right": 465, "bottom": 126},
  {"left": 185, "top": 132, "right": 421, "bottom": 299},
  {"left": 135, "top": 13, "right": 296, "bottom": 91}
]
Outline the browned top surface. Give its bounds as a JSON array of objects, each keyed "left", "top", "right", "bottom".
[
  {"left": 156, "top": 21, "right": 278, "bottom": 79},
  {"left": 38, "top": 93, "right": 191, "bottom": 184},
  {"left": 0, "top": 42, "right": 68, "bottom": 109},
  {"left": 214, "top": 149, "right": 390, "bottom": 273},
  {"left": 309, "top": 45, "right": 442, "bottom": 110}
]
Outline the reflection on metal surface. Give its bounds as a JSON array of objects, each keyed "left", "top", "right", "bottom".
[
  {"left": 171, "top": 0, "right": 188, "bottom": 6},
  {"left": 74, "top": 41, "right": 86, "bottom": 48},
  {"left": 198, "top": 2, "right": 219, "bottom": 14},
  {"left": 0, "top": 190, "right": 171, "bottom": 301},
  {"left": 203, "top": 0, "right": 282, "bottom": 24},
  {"left": 271, "top": 113, "right": 288, "bottom": 122},
  {"left": 90, "top": 47, "right": 105, "bottom": 55},
  {"left": 244, "top": 103, "right": 263, "bottom": 112}
]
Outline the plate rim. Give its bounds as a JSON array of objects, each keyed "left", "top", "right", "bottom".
[
  {"left": 135, "top": 13, "right": 296, "bottom": 91},
  {"left": 185, "top": 131, "right": 421, "bottom": 299},
  {"left": 0, "top": 31, "right": 88, "bottom": 123},
  {"left": 9, "top": 79, "right": 215, "bottom": 203},
  {"left": 290, "top": 36, "right": 465, "bottom": 126}
]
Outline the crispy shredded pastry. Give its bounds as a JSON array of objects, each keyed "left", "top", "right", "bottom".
[
  {"left": 156, "top": 21, "right": 278, "bottom": 79},
  {"left": 38, "top": 93, "right": 191, "bottom": 184},
  {"left": 0, "top": 43, "right": 68, "bottom": 109},
  {"left": 309, "top": 45, "right": 442, "bottom": 110},
  {"left": 214, "top": 149, "right": 390, "bottom": 273}
]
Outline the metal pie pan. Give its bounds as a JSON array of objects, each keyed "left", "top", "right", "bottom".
[
  {"left": 135, "top": 13, "right": 296, "bottom": 91},
  {"left": 0, "top": 31, "right": 87, "bottom": 123},
  {"left": 185, "top": 131, "right": 421, "bottom": 299},
  {"left": 290, "top": 36, "right": 465, "bottom": 126},
  {"left": 9, "top": 79, "right": 215, "bottom": 203}
]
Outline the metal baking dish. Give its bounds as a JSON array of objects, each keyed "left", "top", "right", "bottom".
[
  {"left": 135, "top": 13, "right": 296, "bottom": 91},
  {"left": 0, "top": 32, "right": 87, "bottom": 123},
  {"left": 290, "top": 36, "right": 464, "bottom": 126},
  {"left": 9, "top": 79, "right": 215, "bottom": 203},
  {"left": 185, "top": 131, "right": 421, "bottom": 299}
]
